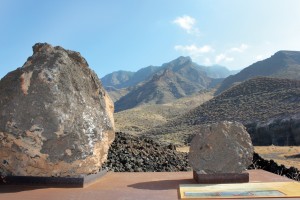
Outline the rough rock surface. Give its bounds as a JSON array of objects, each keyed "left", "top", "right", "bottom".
[
  {"left": 102, "top": 132, "right": 191, "bottom": 172},
  {"left": 188, "top": 121, "right": 253, "bottom": 174},
  {"left": 0, "top": 43, "right": 115, "bottom": 177}
]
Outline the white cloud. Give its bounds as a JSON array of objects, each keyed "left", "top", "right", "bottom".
[
  {"left": 254, "top": 53, "right": 272, "bottom": 61},
  {"left": 255, "top": 55, "right": 263, "bottom": 61},
  {"left": 230, "top": 44, "right": 249, "bottom": 53},
  {"left": 204, "top": 57, "right": 212, "bottom": 65},
  {"left": 174, "top": 44, "right": 214, "bottom": 54},
  {"left": 173, "top": 15, "right": 200, "bottom": 34},
  {"left": 174, "top": 44, "right": 214, "bottom": 65},
  {"left": 215, "top": 54, "right": 234, "bottom": 63}
]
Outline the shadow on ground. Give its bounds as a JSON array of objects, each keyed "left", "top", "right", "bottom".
[
  {"left": 128, "top": 179, "right": 195, "bottom": 190},
  {"left": 0, "top": 185, "right": 46, "bottom": 193}
]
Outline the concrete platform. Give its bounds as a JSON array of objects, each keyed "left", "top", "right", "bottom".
[{"left": 0, "top": 170, "right": 297, "bottom": 200}]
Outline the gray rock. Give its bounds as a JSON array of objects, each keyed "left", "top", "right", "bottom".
[
  {"left": 0, "top": 43, "right": 115, "bottom": 177},
  {"left": 188, "top": 121, "right": 253, "bottom": 174}
]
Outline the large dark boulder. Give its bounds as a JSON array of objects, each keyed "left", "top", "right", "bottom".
[{"left": 0, "top": 43, "right": 115, "bottom": 177}]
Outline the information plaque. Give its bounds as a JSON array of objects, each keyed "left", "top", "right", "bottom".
[{"left": 179, "top": 182, "right": 300, "bottom": 199}]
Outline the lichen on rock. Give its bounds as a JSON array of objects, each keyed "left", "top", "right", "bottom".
[{"left": 0, "top": 43, "right": 115, "bottom": 177}]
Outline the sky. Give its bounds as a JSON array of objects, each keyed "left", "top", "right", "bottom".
[{"left": 1, "top": 0, "right": 300, "bottom": 79}]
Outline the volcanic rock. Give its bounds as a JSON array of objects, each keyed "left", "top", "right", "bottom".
[
  {"left": 0, "top": 43, "right": 115, "bottom": 177},
  {"left": 102, "top": 132, "right": 191, "bottom": 172},
  {"left": 249, "top": 153, "right": 300, "bottom": 181},
  {"left": 188, "top": 121, "right": 253, "bottom": 174}
]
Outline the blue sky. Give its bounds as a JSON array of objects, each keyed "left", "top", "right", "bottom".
[{"left": 1, "top": 0, "right": 300, "bottom": 79}]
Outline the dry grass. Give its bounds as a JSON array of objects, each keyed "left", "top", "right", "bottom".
[
  {"left": 255, "top": 146, "right": 300, "bottom": 169},
  {"left": 176, "top": 146, "right": 300, "bottom": 169},
  {"left": 114, "top": 90, "right": 214, "bottom": 136}
]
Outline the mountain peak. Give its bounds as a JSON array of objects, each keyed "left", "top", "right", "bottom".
[
  {"left": 273, "top": 50, "right": 300, "bottom": 62},
  {"left": 216, "top": 50, "right": 300, "bottom": 95},
  {"left": 276, "top": 50, "right": 300, "bottom": 55},
  {"left": 176, "top": 56, "right": 192, "bottom": 61},
  {"left": 174, "top": 56, "right": 192, "bottom": 64},
  {"left": 163, "top": 56, "right": 192, "bottom": 67}
]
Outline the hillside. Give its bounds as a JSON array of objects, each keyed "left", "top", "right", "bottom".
[
  {"left": 114, "top": 57, "right": 214, "bottom": 112},
  {"left": 104, "top": 86, "right": 132, "bottom": 102},
  {"left": 101, "top": 70, "right": 134, "bottom": 89},
  {"left": 216, "top": 51, "right": 300, "bottom": 94},
  {"left": 114, "top": 90, "right": 214, "bottom": 135},
  {"left": 205, "top": 65, "right": 240, "bottom": 78},
  {"left": 144, "top": 77, "right": 300, "bottom": 146}
]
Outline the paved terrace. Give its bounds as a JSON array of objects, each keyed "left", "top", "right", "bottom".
[{"left": 0, "top": 170, "right": 297, "bottom": 200}]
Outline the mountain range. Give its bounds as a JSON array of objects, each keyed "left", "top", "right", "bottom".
[
  {"left": 101, "top": 66, "right": 160, "bottom": 89},
  {"left": 101, "top": 57, "right": 236, "bottom": 90},
  {"left": 102, "top": 56, "right": 237, "bottom": 111},
  {"left": 216, "top": 51, "right": 300, "bottom": 94},
  {"left": 111, "top": 50, "right": 300, "bottom": 146}
]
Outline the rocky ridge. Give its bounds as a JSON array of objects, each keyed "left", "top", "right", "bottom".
[
  {"left": 101, "top": 57, "right": 236, "bottom": 91},
  {"left": 144, "top": 77, "right": 300, "bottom": 146},
  {"left": 101, "top": 66, "right": 160, "bottom": 90},
  {"left": 216, "top": 50, "right": 300, "bottom": 95}
]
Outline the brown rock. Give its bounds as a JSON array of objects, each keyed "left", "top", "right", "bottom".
[
  {"left": 0, "top": 43, "right": 115, "bottom": 177},
  {"left": 188, "top": 121, "right": 253, "bottom": 174}
]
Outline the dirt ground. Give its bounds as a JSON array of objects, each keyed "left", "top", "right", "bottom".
[
  {"left": 254, "top": 146, "right": 300, "bottom": 169},
  {"left": 176, "top": 146, "right": 300, "bottom": 169}
]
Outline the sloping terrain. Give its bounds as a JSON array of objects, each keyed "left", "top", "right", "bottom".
[
  {"left": 114, "top": 57, "right": 214, "bottom": 111},
  {"left": 205, "top": 65, "right": 240, "bottom": 78},
  {"left": 216, "top": 51, "right": 300, "bottom": 94},
  {"left": 101, "top": 66, "right": 160, "bottom": 89},
  {"left": 114, "top": 90, "right": 214, "bottom": 135},
  {"left": 104, "top": 86, "right": 132, "bottom": 102},
  {"left": 101, "top": 70, "right": 134, "bottom": 89},
  {"left": 144, "top": 77, "right": 300, "bottom": 146}
]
